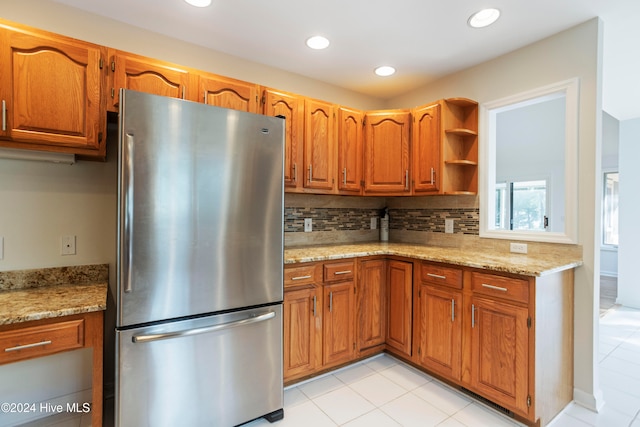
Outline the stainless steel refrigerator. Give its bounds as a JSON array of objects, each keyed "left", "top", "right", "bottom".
[{"left": 115, "top": 89, "right": 284, "bottom": 427}]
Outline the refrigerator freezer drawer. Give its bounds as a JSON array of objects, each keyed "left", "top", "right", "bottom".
[{"left": 115, "top": 305, "right": 283, "bottom": 427}]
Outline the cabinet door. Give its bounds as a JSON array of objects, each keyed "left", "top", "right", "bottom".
[
  {"left": 470, "top": 296, "right": 530, "bottom": 415},
  {"left": 338, "top": 107, "right": 363, "bottom": 194},
  {"left": 415, "top": 284, "right": 462, "bottom": 379},
  {"left": 386, "top": 260, "right": 412, "bottom": 356},
  {"left": 109, "top": 51, "right": 191, "bottom": 111},
  {"left": 304, "top": 99, "right": 336, "bottom": 193},
  {"left": 263, "top": 89, "right": 303, "bottom": 191},
  {"left": 323, "top": 280, "right": 355, "bottom": 367},
  {"left": 358, "top": 259, "right": 386, "bottom": 350},
  {"left": 412, "top": 102, "right": 441, "bottom": 193},
  {"left": 363, "top": 111, "right": 411, "bottom": 195},
  {"left": 200, "top": 73, "right": 259, "bottom": 113},
  {"left": 0, "top": 27, "right": 106, "bottom": 156},
  {"left": 283, "top": 286, "right": 321, "bottom": 381}
]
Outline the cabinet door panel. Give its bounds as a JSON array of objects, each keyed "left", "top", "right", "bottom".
[
  {"left": 338, "top": 107, "right": 363, "bottom": 194},
  {"left": 283, "top": 287, "right": 320, "bottom": 380},
  {"left": 304, "top": 99, "right": 335, "bottom": 192},
  {"left": 323, "top": 281, "right": 355, "bottom": 366},
  {"left": 111, "top": 53, "right": 190, "bottom": 110},
  {"left": 364, "top": 111, "right": 410, "bottom": 194},
  {"left": 201, "top": 75, "right": 258, "bottom": 113},
  {"left": 416, "top": 284, "right": 461, "bottom": 379},
  {"left": 263, "top": 89, "right": 303, "bottom": 190},
  {"left": 358, "top": 260, "right": 386, "bottom": 350},
  {"left": 471, "top": 296, "right": 529, "bottom": 415},
  {"left": 1, "top": 29, "right": 104, "bottom": 153},
  {"left": 412, "top": 103, "right": 441, "bottom": 193},
  {"left": 386, "top": 260, "right": 412, "bottom": 356}
]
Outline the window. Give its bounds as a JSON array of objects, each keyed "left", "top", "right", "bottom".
[
  {"left": 495, "top": 180, "right": 548, "bottom": 231},
  {"left": 603, "top": 172, "right": 619, "bottom": 246}
]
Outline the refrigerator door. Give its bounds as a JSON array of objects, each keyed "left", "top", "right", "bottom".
[
  {"left": 116, "top": 305, "right": 283, "bottom": 427},
  {"left": 117, "top": 90, "right": 284, "bottom": 327}
]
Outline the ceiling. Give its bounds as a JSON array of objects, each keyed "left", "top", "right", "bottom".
[{"left": 52, "top": 0, "right": 639, "bottom": 120}]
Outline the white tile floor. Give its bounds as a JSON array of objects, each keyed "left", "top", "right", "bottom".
[
  {"left": 19, "top": 307, "right": 640, "bottom": 427},
  {"left": 245, "top": 306, "right": 640, "bottom": 427}
]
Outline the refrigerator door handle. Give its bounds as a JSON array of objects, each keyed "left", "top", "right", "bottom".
[
  {"left": 122, "top": 133, "right": 135, "bottom": 293},
  {"left": 132, "top": 311, "right": 276, "bottom": 344}
]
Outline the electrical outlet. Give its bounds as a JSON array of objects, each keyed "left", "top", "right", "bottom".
[
  {"left": 445, "top": 219, "right": 454, "bottom": 234},
  {"left": 304, "top": 218, "right": 312, "bottom": 233},
  {"left": 371, "top": 217, "right": 377, "bottom": 230},
  {"left": 61, "top": 235, "right": 76, "bottom": 255},
  {"left": 510, "top": 242, "right": 528, "bottom": 254}
]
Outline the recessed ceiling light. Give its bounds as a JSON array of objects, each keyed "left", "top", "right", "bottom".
[
  {"left": 184, "top": 0, "right": 212, "bottom": 7},
  {"left": 374, "top": 66, "right": 396, "bottom": 77},
  {"left": 468, "top": 8, "right": 501, "bottom": 28},
  {"left": 306, "top": 36, "right": 330, "bottom": 50}
]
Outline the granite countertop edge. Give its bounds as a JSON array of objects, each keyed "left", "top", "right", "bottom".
[
  {"left": 0, "top": 282, "right": 108, "bottom": 326},
  {"left": 283, "top": 242, "right": 583, "bottom": 277}
]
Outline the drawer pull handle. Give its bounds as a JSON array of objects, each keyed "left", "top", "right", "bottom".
[
  {"left": 333, "top": 270, "right": 352, "bottom": 275},
  {"left": 5, "top": 340, "right": 52, "bottom": 352},
  {"left": 426, "top": 273, "right": 446, "bottom": 280},
  {"left": 291, "top": 275, "right": 312, "bottom": 281},
  {"left": 482, "top": 283, "right": 508, "bottom": 292}
]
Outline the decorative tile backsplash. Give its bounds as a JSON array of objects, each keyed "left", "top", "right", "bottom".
[
  {"left": 285, "top": 207, "right": 382, "bottom": 232},
  {"left": 390, "top": 208, "right": 480, "bottom": 235},
  {"left": 284, "top": 206, "right": 480, "bottom": 235}
]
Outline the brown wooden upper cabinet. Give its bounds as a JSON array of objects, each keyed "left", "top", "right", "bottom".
[
  {"left": 337, "top": 107, "right": 364, "bottom": 195},
  {"left": 199, "top": 73, "right": 259, "bottom": 113},
  {"left": 108, "top": 50, "right": 193, "bottom": 112},
  {"left": 363, "top": 110, "right": 411, "bottom": 195},
  {"left": 0, "top": 22, "right": 107, "bottom": 158},
  {"left": 262, "top": 88, "right": 304, "bottom": 191},
  {"left": 304, "top": 99, "right": 336, "bottom": 194},
  {"left": 441, "top": 98, "right": 479, "bottom": 194},
  {"left": 412, "top": 102, "right": 441, "bottom": 193}
]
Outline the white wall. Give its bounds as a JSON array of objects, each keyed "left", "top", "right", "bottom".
[
  {"left": 388, "top": 19, "right": 604, "bottom": 410},
  {"left": 618, "top": 118, "right": 640, "bottom": 308}
]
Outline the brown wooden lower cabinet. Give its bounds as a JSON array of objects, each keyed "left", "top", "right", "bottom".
[
  {"left": 386, "top": 260, "right": 413, "bottom": 356},
  {"left": 0, "top": 311, "right": 103, "bottom": 427},
  {"left": 283, "top": 256, "right": 574, "bottom": 427}
]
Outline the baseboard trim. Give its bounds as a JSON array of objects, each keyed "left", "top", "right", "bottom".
[{"left": 573, "top": 387, "right": 605, "bottom": 412}]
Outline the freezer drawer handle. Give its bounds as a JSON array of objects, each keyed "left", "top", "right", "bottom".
[
  {"left": 132, "top": 311, "right": 276, "bottom": 344},
  {"left": 5, "top": 340, "right": 52, "bottom": 352}
]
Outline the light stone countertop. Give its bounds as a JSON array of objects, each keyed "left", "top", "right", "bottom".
[
  {"left": 284, "top": 242, "right": 583, "bottom": 277},
  {"left": 0, "top": 264, "right": 109, "bottom": 325},
  {"left": 0, "top": 282, "right": 108, "bottom": 325}
]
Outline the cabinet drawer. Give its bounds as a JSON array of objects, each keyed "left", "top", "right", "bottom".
[
  {"left": 0, "top": 319, "right": 84, "bottom": 364},
  {"left": 420, "top": 262, "right": 462, "bottom": 289},
  {"left": 471, "top": 272, "right": 529, "bottom": 304},
  {"left": 323, "top": 261, "right": 355, "bottom": 282},
  {"left": 284, "top": 264, "right": 318, "bottom": 287}
]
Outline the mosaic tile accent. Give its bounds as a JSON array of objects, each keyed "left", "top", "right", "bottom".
[
  {"left": 389, "top": 208, "right": 479, "bottom": 235},
  {"left": 285, "top": 207, "right": 382, "bottom": 232},
  {"left": 284, "top": 207, "right": 480, "bottom": 235}
]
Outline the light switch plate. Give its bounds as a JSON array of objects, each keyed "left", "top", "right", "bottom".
[
  {"left": 445, "top": 219, "right": 454, "bottom": 234},
  {"left": 304, "top": 218, "right": 312, "bottom": 233},
  {"left": 0, "top": 236, "right": 3, "bottom": 260},
  {"left": 371, "top": 217, "right": 377, "bottom": 230},
  {"left": 61, "top": 235, "right": 76, "bottom": 255}
]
